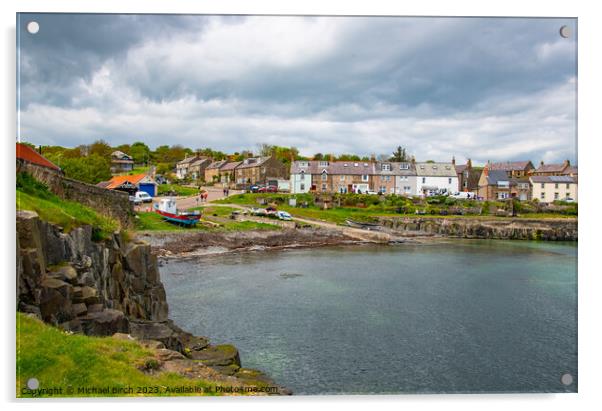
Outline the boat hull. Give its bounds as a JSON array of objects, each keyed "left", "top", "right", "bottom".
[{"left": 156, "top": 209, "right": 201, "bottom": 226}]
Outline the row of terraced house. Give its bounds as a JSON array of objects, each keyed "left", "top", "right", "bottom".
[
  {"left": 176, "top": 155, "right": 289, "bottom": 188},
  {"left": 289, "top": 158, "right": 578, "bottom": 202}
]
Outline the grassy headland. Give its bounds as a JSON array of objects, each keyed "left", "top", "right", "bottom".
[
  {"left": 16, "top": 172, "right": 119, "bottom": 239},
  {"left": 16, "top": 313, "right": 229, "bottom": 397}
]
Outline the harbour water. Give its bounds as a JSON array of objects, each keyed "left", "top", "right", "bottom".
[{"left": 160, "top": 240, "right": 577, "bottom": 394}]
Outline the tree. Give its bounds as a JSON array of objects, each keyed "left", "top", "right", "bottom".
[
  {"left": 88, "top": 139, "right": 113, "bottom": 158},
  {"left": 313, "top": 153, "right": 324, "bottom": 160},
  {"left": 59, "top": 154, "right": 111, "bottom": 184},
  {"left": 389, "top": 146, "right": 411, "bottom": 162},
  {"left": 129, "top": 141, "right": 151, "bottom": 165}
]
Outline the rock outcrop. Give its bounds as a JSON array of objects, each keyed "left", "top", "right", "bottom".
[
  {"left": 378, "top": 216, "right": 578, "bottom": 241},
  {"left": 16, "top": 210, "right": 285, "bottom": 393}
]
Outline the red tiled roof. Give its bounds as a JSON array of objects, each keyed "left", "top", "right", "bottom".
[
  {"left": 105, "top": 173, "right": 147, "bottom": 189},
  {"left": 488, "top": 161, "right": 534, "bottom": 171},
  {"left": 16, "top": 143, "right": 61, "bottom": 171}
]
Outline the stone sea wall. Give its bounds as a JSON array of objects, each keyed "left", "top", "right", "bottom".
[
  {"left": 16, "top": 210, "right": 283, "bottom": 390},
  {"left": 378, "top": 216, "right": 578, "bottom": 241},
  {"left": 17, "top": 159, "right": 134, "bottom": 227}
]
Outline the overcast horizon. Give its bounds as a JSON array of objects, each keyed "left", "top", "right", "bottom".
[{"left": 17, "top": 14, "right": 577, "bottom": 165}]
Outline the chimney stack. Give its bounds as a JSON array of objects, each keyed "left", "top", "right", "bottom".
[
  {"left": 451, "top": 156, "right": 456, "bottom": 165},
  {"left": 467, "top": 158, "right": 472, "bottom": 168}
]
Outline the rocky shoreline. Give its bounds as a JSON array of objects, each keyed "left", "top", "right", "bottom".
[
  {"left": 16, "top": 210, "right": 289, "bottom": 395},
  {"left": 142, "top": 227, "right": 365, "bottom": 258}
]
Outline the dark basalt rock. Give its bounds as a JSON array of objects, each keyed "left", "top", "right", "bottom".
[{"left": 79, "top": 309, "right": 129, "bottom": 336}]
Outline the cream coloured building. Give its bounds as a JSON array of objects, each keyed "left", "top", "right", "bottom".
[{"left": 530, "top": 175, "right": 577, "bottom": 203}]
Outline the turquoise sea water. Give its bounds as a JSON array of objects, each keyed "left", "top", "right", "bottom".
[{"left": 160, "top": 240, "right": 577, "bottom": 394}]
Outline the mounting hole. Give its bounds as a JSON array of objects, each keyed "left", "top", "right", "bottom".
[
  {"left": 561, "top": 373, "right": 574, "bottom": 386},
  {"left": 27, "top": 377, "right": 39, "bottom": 389},
  {"left": 559, "top": 25, "right": 571, "bottom": 39},
  {"left": 27, "top": 21, "right": 40, "bottom": 34}
]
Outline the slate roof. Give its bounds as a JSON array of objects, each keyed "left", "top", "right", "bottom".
[
  {"left": 375, "top": 162, "right": 416, "bottom": 176},
  {"left": 485, "top": 170, "right": 511, "bottom": 185},
  {"left": 415, "top": 162, "right": 457, "bottom": 177},
  {"left": 206, "top": 160, "right": 228, "bottom": 170},
  {"left": 16, "top": 143, "right": 61, "bottom": 171},
  {"left": 291, "top": 160, "right": 376, "bottom": 175},
  {"left": 236, "top": 157, "right": 272, "bottom": 169},
  {"left": 176, "top": 156, "right": 201, "bottom": 166},
  {"left": 220, "top": 161, "right": 242, "bottom": 171},
  {"left": 530, "top": 175, "right": 577, "bottom": 184},
  {"left": 189, "top": 158, "right": 211, "bottom": 167}
]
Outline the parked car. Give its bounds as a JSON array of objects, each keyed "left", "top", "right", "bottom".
[
  {"left": 276, "top": 211, "right": 293, "bottom": 221},
  {"left": 366, "top": 190, "right": 379, "bottom": 195},
  {"left": 249, "top": 185, "right": 262, "bottom": 193},
  {"left": 257, "top": 185, "right": 278, "bottom": 193},
  {"left": 129, "top": 195, "right": 142, "bottom": 205},
  {"left": 135, "top": 191, "right": 153, "bottom": 203},
  {"left": 563, "top": 197, "right": 576, "bottom": 203},
  {"left": 250, "top": 207, "right": 268, "bottom": 216},
  {"left": 450, "top": 192, "right": 475, "bottom": 200}
]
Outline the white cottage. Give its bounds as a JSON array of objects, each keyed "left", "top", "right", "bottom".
[{"left": 415, "top": 162, "right": 458, "bottom": 196}]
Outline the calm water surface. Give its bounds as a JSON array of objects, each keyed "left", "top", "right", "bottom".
[{"left": 160, "top": 240, "right": 577, "bottom": 394}]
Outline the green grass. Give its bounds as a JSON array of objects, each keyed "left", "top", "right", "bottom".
[
  {"left": 16, "top": 313, "right": 224, "bottom": 397},
  {"left": 157, "top": 184, "right": 199, "bottom": 197},
  {"left": 134, "top": 210, "right": 280, "bottom": 232},
  {"left": 16, "top": 173, "right": 119, "bottom": 239}
]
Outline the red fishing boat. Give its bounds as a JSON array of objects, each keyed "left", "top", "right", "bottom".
[{"left": 154, "top": 198, "right": 201, "bottom": 226}]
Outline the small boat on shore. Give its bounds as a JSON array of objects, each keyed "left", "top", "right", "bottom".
[
  {"left": 345, "top": 219, "right": 382, "bottom": 230},
  {"left": 154, "top": 198, "right": 201, "bottom": 226}
]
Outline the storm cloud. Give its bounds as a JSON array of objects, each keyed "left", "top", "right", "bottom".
[{"left": 17, "top": 14, "right": 577, "bottom": 164}]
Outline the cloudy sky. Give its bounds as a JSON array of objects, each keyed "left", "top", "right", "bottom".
[{"left": 17, "top": 14, "right": 577, "bottom": 164}]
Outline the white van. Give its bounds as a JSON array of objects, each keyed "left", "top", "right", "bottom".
[{"left": 135, "top": 191, "right": 153, "bottom": 203}]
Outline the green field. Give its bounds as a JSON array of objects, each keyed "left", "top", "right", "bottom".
[
  {"left": 16, "top": 313, "right": 224, "bottom": 397},
  {"left": 16, "top": 173, "right": 119, "bottom": 239}
]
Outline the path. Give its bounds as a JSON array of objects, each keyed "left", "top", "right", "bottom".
[{"left": 199, "top": 202, "right": 393, "bottom": 243}]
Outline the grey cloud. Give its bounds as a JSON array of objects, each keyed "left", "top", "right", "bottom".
[{"left": 18, "top": 14, "right": 577, "bottom": 164}]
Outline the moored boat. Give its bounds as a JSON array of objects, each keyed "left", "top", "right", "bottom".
[{"left": 154, "top": 198, "right": 201, "bottom": 226}]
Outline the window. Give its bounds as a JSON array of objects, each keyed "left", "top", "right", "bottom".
[
  {"left": 300, "top": 183, "right": 305, "bottom": 191},
  {"left": 299, "top": 161, "right": 308, "bottom": 167},
  {"left": 404, "top": 186, "right": 411, "bottom": 192},
  {"left": 379, "top": 186, "right": 386, "bottom": 193},
  {"left": 354, "top": 163, "right": 359, "bottom": 167},
  {"left": 386, "top": 175, "right": 391, "bottom": 182},
  {"left": 382, "top": 164, "right": 391, "bottom": 171},
  {"left": 344, "top": 163, "right": 348, "bottom": 167},
  {"left": 566, "top": 183, "right": 570, "bottom": 189},
  {"left": 540, "top": 192, "right": 545, "bottom": 199},
  {"left": 541, "top": 183, "right": 545, "bottom": 189},
  {"left": 300, "top": 172, "right": 305, "bottom": 180},
  {"left": 362, "top": 175, "right": 369, "bottom": 182},
  {"left": 448, "top": 178, "right": 452, "bottom": 184},
  {"left": 340, "top": 175, "right": 345, "bottom": 181},
  {"left": 566, "top": 193, "right": 571, "bottom": 198},
  {"left": 321, "top": 172, "right": 327, "bottom": 181},
  {"left": 432, "top": 165, "right": 438, "bottom": 169},
  {"left": 319, "top": 161, "right": 329, "bottom": 167},
  {"left": 555, "top": 183, "right": 559, "bottom": 189},
  {"left": 422, "top": 177, "right": 426, "bottom": 183},
  {"left": 554, "top": 192, "right": 559, "bottom": 200},
  {"left": 322, "top": 183, "right": 327, "bottom": 191},
  {"left": 400, "top": 163, "right": 409, "bottom": 170},
  {"left": 445, "top": 166, "right": 451, "bottom": 170}
]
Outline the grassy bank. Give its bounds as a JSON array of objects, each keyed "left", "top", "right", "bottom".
[
  {"left": 16, "top": 173, "right": 119, "bottom": 239},
  {"left": 215, "top": 193, "right": 577, "bottom": 225},
  {"left": 16, "top": 313, "right": 221, "bottom": 397},
  {"left": 135, "top": 206, "right": 281, "bottom": 232}
]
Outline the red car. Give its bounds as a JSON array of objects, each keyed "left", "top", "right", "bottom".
[{"left": 257, "top": 185, "right": 278, "bottom": 193}]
